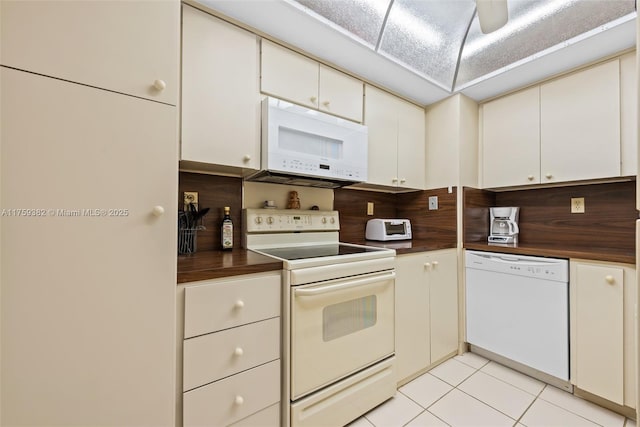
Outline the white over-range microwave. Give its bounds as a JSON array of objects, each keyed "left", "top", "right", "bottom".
[{"left": 247, "top": 97, "right": 368, "bottom": 188}]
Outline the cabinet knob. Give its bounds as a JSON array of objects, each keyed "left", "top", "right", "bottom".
[
  {"left": 234, "top": 300, "right": 245, "bottom": 309},
  {"left": 234, "top": 347, "right": 244, "bottom": 357},
  {"left": 234, "top": 395, "right": 244, "bottom": 405},
  {"left": 322, "top": 101, "right": 330, "bottom": 107},
  {"left": 527, "top": 175, "right": 534, "bottom": 181},
  {"left": 392, "top": 177, "right": 398, "bottom": 183},
  {"left": 152, "top": 206, "right": 165, "bottom": 216},
  {"left": 400, "top": 178, "right": 406, "bottom": 183},
  {"left": 310, "top": 96, "right": 317, "bottom": 104},
  {"left": 153, "top": 79, "right": 166, "bottom": 91},
  {"left": 424, "top": 262, "right": 431, "bottom": 269},
  {"left": 432, "top": 261, "right": 439, "bottom": 266},
  {"left": 243, "top": 155, "right": 251, "bottom": 162},
  {"left": 545, "top": 173, "right": 553, "bottom": 179},
  {"left": 605, "top": 275, "right": 615, "bottom": 285}
]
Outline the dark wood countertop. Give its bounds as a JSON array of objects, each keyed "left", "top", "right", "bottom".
[
  {"left": 350, "top": 239, "right": 457, "bottom": 255},
  {"left": 464, "top": 242, "right": 635, "bottom": 265},
  {"left": 177, "top": 249, "right": 283, "bottom": 284}
]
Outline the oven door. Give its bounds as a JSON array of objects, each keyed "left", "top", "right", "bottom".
[{"left": 290, "top": 270, "right": 395, "bottom": 399}]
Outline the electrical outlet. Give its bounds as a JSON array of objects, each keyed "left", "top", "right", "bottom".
[
  {"left": 367, "top": 202, "right": 374, "bottom": 216},
  {"left": 571, "top": 197, "right": 585, "bottom": 214},
  {"left": 184, "top": 192, "right": 198, "bottom": 211},
  {"left": 429, "top": 196, "right": 438, "bottom": 210}
]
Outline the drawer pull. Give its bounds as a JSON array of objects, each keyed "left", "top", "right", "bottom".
[
  {"left": 234, "top": 395, "right": 244, "bottom": 405},
  {"left": 605, "top": 275, "right": 615, "bottom": 285},
  {"left": 233, "top": 347, "right": 244, "bottom": 357}
]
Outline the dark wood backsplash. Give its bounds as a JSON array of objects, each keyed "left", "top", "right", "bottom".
[
  {"left": 464, "top": 181, "right": 637, "bottom": 254},
  {"left": 397, "top": 188, "right": 457, "bottom": 243},
  {"left": 178, "top": 172, "right": 243, "bottom": 252},
  {"left": 335, "top": 187, "right": 457, "bottom": 245}
]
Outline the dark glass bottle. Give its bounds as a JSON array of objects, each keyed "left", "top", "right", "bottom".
[{"left": 221, "top": 206, "right": 233, "bottom": 250}]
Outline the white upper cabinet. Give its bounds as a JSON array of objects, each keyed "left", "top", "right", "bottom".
[
  {"left": 619, "top": 51, "right": 637, "bottom": 177},
  {"left": 481, "top": 57, "right": 625, "bottom": 188},
  {"left": 482, "top": 86, "right": 541, "bottom": 188},
  {"left": 261, "top": 40, "right": 363, "bottom": 122},
  {"left": 0, "top": 0, "right": 179, "bottom": 105},
  {"left": 364, "top": 85, "right": 425, "bottom": 190},
  {"left": 540, "top": 60, "right": 620, "bottom": 183},
  {"left": 181, "top": 5, "right": 260, "bottom": 170},
  {"left": 318, "top": 64, "right": 364, "bottom": 122}
]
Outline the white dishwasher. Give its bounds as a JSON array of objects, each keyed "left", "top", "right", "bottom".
[{"left": 465, "top": 250, "right": 570, "bottom": 389}]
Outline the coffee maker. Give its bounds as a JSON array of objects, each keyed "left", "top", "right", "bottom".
[{"left": 488, "top": 207, "right": 520, "bottom": 245}]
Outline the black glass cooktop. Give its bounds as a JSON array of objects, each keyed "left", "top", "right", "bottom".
[{"left": 258, "top": 244, "right": 384, "bottom": 261}]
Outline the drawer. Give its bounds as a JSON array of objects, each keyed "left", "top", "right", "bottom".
[
  {"left": 183, "top": 317, "right": 280, "bottom": 391},
  {"left": 184, "top": 273, "right": 280, "bottom": 338},
  {"left": 183, "top": 360, "right": 280, "bottom": 427},
  {"left": 230, "top": 403, "right": 279, "bottom": 427}
]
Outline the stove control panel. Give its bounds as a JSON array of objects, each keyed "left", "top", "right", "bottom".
[{"left": 244, "top": 209, "right": 340, "bottom": 232}]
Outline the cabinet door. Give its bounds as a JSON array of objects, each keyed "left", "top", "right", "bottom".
[
  {"left": 571, "top": 262, "right": 624, "bottom": 404},
  {"left": 395, "top": 253, "right": 430, "bottom": 383},
  {"left": 261, "top": 39, "right": 319, "bottom": 109},
  {"left": 181, "top": 5, "right": 260, "bottom": 169},
  {"left": 429, "top": 250, "right": 459, "bottom": 363},
  {"left": 541, "top": 60, "right": 620, "bottom": 183},
  {"left": 482, "top": 86, "right": 540, "bottom": 188},
  {"left": 397, "top": 98, "right": 426, "bottom": 190},
  {"left": 364, "top": 85, "right": 400, "bottom": 187},
  {"left": 620, "top": 52, "right": 637, "bottom": 177},
  {"left": 318, "top": 64, "right": 363, "bottom": 122},
  {"left": 0, "top": 0, "right": 178, "bottom": 104},
  {"left": 1, "top": 68, "right": 177, "bottom": 425}
]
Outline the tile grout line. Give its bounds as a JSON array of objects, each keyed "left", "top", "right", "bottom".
[
  {"left": 398, "top": 384, "right": 455, "bottom": 427},
  {"left": 514, "top": 383, "right": 548, "bottom": 426},
  {"left": 477, "top": 362, "right": 546, "bottom": 397}
]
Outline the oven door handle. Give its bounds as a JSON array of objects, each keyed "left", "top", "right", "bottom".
[{"left": 294, "top": 271, "right": 395, "bottom": 297}]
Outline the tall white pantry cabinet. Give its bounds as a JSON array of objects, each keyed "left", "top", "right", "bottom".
[{"left": 0, "top": 1, "right": 179, "bottom": 426}]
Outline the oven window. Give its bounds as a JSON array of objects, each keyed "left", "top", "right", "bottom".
[
  {"left": 384, "top": 222, "right": 406, "bottom": 235},
  {"left": 322, "top": 295, "right": 377, "bottom": 341}
]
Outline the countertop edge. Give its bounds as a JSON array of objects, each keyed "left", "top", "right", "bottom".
[{"left": 464, "top": 242, "right": 636, "bottom": 265}]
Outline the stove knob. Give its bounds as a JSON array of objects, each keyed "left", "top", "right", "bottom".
[
  {"left": 267, "top": 216, "right": 274, "bottom": 224},
  {"left": 322, "top": 217, "right": 327, "bottom": 224},
  {"left": 255, "top": 217, "right": 263, "bottom": 224},
  {"left": 330, "top": 217, "right": 335, "bottom": 224}
]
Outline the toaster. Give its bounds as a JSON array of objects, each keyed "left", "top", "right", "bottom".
[{"left": 365, "top": 219, "right": 412, "bottom": 241}]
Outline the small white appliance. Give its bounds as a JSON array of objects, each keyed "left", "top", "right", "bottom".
[
  {"left": 244, "top": 209, "right": 396, "bottom": 427},
  {"left": 488, "top": 206, "right": 520, "bottom": 244},
  {"left": 465, "top": 250, "right": 570, "bottom": 390},
  {"left": 365, "top": 218, "right": 412, "bottom": 241},
  {"left": 247, "top": 97, "right": 368, "bottom": 188}
]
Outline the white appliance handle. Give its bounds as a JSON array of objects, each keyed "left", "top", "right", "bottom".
[
  {"left": 294, "top": 271, "right": 395, "bottom": 297},
  {"left": 508, "top": 221, "right": 519, "bottom": 234}
]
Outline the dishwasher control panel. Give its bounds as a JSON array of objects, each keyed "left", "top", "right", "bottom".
[{"left": 465, "top": 250, "right": 568, "bottom": 282}]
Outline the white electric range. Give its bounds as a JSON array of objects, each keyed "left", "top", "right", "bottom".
[{"left": 244, "top": 209, "right": 397, "bottom": 427}]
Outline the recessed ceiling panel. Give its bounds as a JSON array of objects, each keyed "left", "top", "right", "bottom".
[
  {"left": 293, "top": 0, "right": 392, "bottom": 48},
  {"left": 378, "top": 0, "right": 476, "bottom": 90},
  {"left": 456, "top": 0, "right": 636, "bottom": 89}
]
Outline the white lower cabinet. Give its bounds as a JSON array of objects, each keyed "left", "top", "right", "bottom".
[
  {"left": 178, "top": 272, "right": 282, "bottom": 427},
  {"left": 570, "top": 259, "right": 636, "bottom": 409},
  {"left": 395, "top": 249, "right": 459, "bottom": 383}
]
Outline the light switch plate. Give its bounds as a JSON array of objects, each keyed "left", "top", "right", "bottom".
[
  {"left": 429, "top": 196, "right": 438, "bottom": 210},
  {"left": 367, "top": 202, "right": 374, "bottom": 216}
]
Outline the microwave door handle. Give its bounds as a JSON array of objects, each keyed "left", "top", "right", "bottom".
[{"left": 294, "top": 272, "right": 395, "bottom": 297}]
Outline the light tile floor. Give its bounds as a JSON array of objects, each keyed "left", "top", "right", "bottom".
[{"left": 348, "top": 353, "right": 636, "bottom": 427}]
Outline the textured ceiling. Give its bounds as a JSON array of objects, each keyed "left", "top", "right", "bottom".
[{"left": 292, "top": 0, "right": 636, "bottom": 91}]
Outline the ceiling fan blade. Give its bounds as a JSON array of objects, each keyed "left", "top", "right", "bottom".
[{"left": 476, "top": 0, "right": 509, "bottom": 34}]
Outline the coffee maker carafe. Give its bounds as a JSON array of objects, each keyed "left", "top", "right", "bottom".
[{"left": 488, "top": 207, "right": 520, "bottom": 245}]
